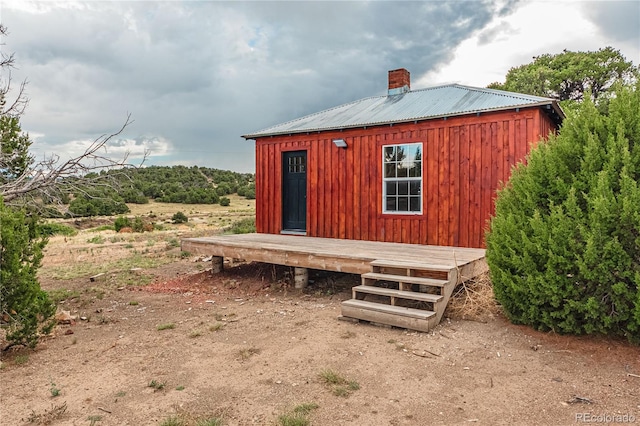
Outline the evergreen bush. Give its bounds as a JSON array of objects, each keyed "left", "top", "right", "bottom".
[
  {"left": 132, "top": 216, "right": 145, "bottom": 233},
  {"left": 37, "top": 222, "right": 78, "bottom": 237},
  {"left": 0, "top": 200, "right": 56, "bottom": 349},
  {"left": 114, "top": 216, "right": 131, "bottom": 232},
  {"left": 171, "top": 211, "right": 188, "bottom": 224},
  {"left": 486, "top": 83, "right": 640, "bottom": 343}
]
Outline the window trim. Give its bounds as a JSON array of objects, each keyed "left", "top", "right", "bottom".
[{"left": 382, "top": 142, "right": 423, "bottom": 215}]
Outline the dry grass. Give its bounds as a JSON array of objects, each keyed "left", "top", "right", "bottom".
[
  {"left": 127, "top": 197, "right": 255, "bottom": 217},
  {"left": 445, "top": 272, "right": 501, "bottom": 322},
  {"left": 24, "top": 401, "right": 67, "bottom": 424},
  {"left": 237, "top": 347, "right": 261, "bottom": 361}
]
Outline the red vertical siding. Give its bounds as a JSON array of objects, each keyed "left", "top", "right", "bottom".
[
  {"left": 426, "top": 128, "right": 438, "bottom": 245},
  {"left": 458, "top": 124, "right": 470, "bottom": 248},
  {"left": 253, "top": 107, "right": 558, "bottom": 248}
]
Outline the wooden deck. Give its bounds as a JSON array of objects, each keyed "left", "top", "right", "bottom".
[
  {"left": 182, "top": 233, "right": 487, "bottom": 332},
  {"left": 181, "top": 233, "right": 486, "bottom": 280}
]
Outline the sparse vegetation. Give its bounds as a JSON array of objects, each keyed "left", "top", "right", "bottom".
[
  {"left": 37, "top": 222, "right": 77, "bottom": 237},
  {"left": 166, "top": 237, "right": 180, "bottom": 249},
  {"left": 14, "top": 354, "right": 29, "bottom": 365},
  {"left": 43, "top": 254, "right": 169, "bottom": 280},
  {"left": 157, "top": 323, "right": 175, "bottom": 331},
  {"left": 195, "top": 418, "right": 224, "bottom": 426},
  {"left": 24, "top": 402, "right": 67, "bottom": 424},
  {"left": 340, "top": 331, "right": 356, "bottom": 339},
  {"left": 228, "top": 217, "right": 256, "bottom": 234},
  {"left": 89, "top": 225, "right": 114, "bottom": 232},
  {"left": 47, "top": 289, "right": 81, "bottom": 304},
  {"left": 209, "top": 323, "right": 225, "bottom": 332},
  {"left": 159, "top": 416, "right": 184, "bottom": 426},
  {"left": 294, "top": 403, "right": 319, "bottom": 414},
  {"left": 87, "top": 235, "right": 105, "bottom": 244},
  {"left": 87, "top": 415, "right": 102, "bottom": 425},
  {"left": 277, "top": 403, "right": 319, "bottom": 426},
  {"left": 319, "top": 369, "right": 360, "bottom": 398},
  {"left": 148, "top": 379, "right": 166, "bottom": 390},
  {"left": 188, "top": 330, "right": 203, "bottom": 338},
  {"left": 237, "top": 347, "right": 260, "bottom": 361},
  {"left": 49, "top": 380, "right": 61, "bottom": 397},
  {"left": 319, "top": 369, "right": 345, "bottom": 385}
]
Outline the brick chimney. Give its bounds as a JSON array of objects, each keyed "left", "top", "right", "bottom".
[{"left": 388, "top": 68, "right": 410, "bottom": 95}]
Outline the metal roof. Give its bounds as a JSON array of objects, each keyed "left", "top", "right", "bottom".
[{"left": 242, "top": 83, "right": 564, "bottom": 139}]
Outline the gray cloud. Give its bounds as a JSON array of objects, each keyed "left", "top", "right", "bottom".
[
  {"left": 6, "top": 1, "right": 625, "bottom": 172},
  {"left": 581, "top": 0, "right": 640, "bottom": 49}
]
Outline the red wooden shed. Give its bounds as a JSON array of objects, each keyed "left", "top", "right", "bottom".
[{"left": 243, "top": 69, "right": 564, "bottom": 249}]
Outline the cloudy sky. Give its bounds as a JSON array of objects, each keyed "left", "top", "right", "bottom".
[{"left": 2, "top": 1, "right": 638, "bottom": 173}]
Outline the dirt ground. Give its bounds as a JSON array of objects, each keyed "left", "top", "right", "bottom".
[{"left": 1, "top": 209, "right": 639, "bottom": 426}]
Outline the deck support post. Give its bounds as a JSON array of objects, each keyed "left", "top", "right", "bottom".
[
  {"left": 211, "top": 256, "right": 224, "bottom": 274},
  {"left": 294, "top": 267, "right": 308, "bottom": 289}
]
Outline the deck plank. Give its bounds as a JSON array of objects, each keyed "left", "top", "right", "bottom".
[{"left": 182, "top": 233, "right": 486, "bottom": 277}]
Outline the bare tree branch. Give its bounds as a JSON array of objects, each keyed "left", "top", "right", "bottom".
[{"left": 1, "top": 113, "right": 147, "bottom": 210}]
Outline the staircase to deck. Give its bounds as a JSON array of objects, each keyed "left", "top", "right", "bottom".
[{"left": 340, "top": 259, "right": 459, "bottom": 332}]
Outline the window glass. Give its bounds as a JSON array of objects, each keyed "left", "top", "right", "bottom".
[{"left": 382, "top": 142, "right": 422, "bottom": 214}]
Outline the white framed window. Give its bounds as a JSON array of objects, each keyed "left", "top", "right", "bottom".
[{"left": 382, "top": 143, "right": 422, "bottom": 214}]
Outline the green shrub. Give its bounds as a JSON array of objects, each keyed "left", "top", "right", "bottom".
[
  {"left": 171, "top": 211, "right": 188, "bottom": 224},
  {"left": 0, "top": 200, "right": 56, "bottom": 349},
  {"left": 486, "top": 83, "right": 640, "bottom": 343},
  {"left": 114, "top": 216, "right": 131, "bottom": 232},
  {"left": 216, "top": 183, "right": 231, "bottom": 196},
  {"left": 90, "top": 225, "right": 114, "bottom": 232},
  {"left": 244, "top": 188, "right": 256, "bottom": 199},
  {"left": 132, "top": 216, "right": 145, "bottom": 233},
  {"left": 37, "top": 222, "right": 77, "bottom": 237},
  {"left": 219, "top": 197, "right": 230, "bottom": 207},
  {"left": 87, "top": 235, "right": 105, "bottom": 244},
  {"left": 68, "top": 196, "right": 129, "bottom": 217},
  {"left": 228, "top": 218, "right": 255, "bottom": 234}
]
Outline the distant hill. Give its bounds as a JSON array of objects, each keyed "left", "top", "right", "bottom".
[{"left": 57, "top": 166, "right": 255, "bottom": 218}]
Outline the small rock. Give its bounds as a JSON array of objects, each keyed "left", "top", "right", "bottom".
[
  {"left": 64, "top": 329, "right": 74, "bottom": 335},
  {"left": 55, "top": 310, "right": 77, "bottom": 324}
]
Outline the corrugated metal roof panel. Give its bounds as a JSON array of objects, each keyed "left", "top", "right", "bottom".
[{"left": 243, "top": 84, "right": 561, "bottom": 139}]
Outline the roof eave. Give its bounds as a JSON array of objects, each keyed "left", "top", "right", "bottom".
[{"left": 242, "top": 101, "right": 562, "bottom": 140}]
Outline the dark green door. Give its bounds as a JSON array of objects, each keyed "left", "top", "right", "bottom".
[{"left": 282, "top": 151, "right": 307, "bottom": 231}]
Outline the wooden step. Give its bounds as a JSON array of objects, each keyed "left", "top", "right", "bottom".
[
  {"left": 341, "top": 299, "right": 436, "bottom": 332},
  {"left": 361, "top": 272, "right": 448, "bottom": 287},
  {"left": 352, "top": 285, "right": 443, "bottom": 304},
  {"left": 370, "top": 259, "right": 454, "bottom": 273}
]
